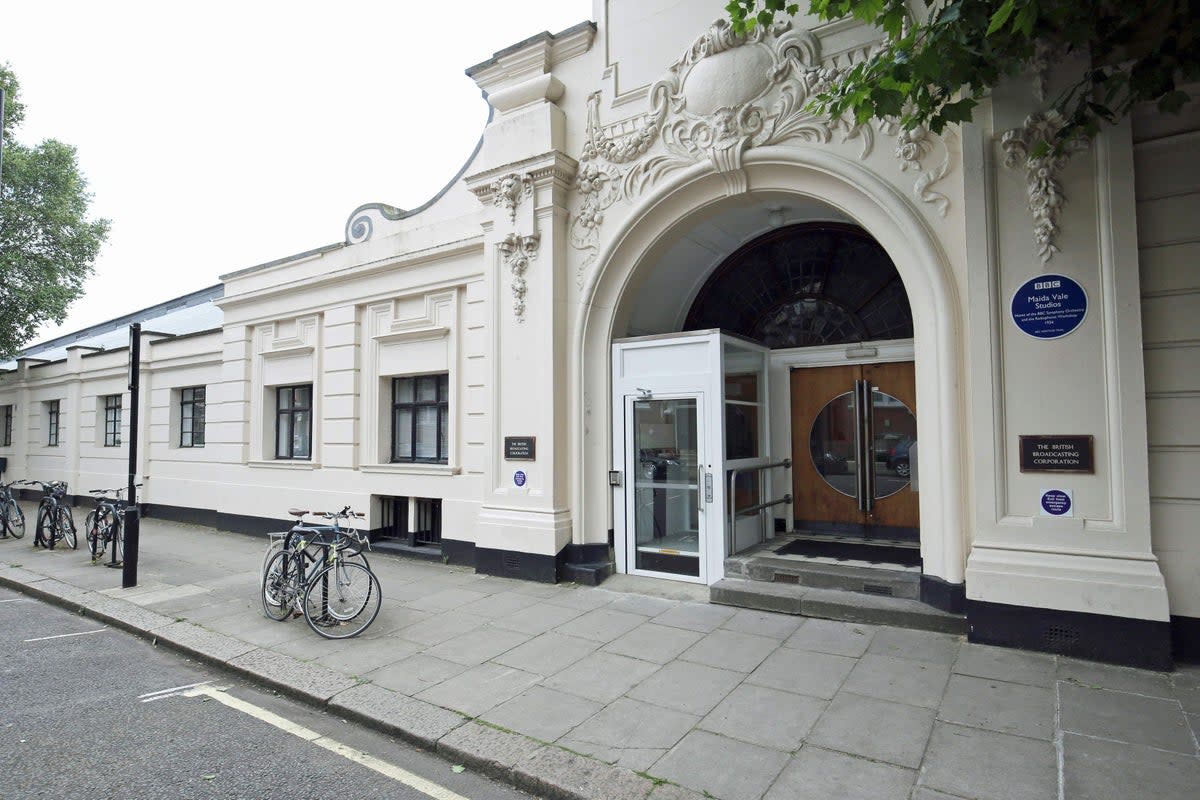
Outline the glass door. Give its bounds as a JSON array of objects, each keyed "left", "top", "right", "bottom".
[{"left": 626, "top": 394, "right": 706, "bottom": 580}]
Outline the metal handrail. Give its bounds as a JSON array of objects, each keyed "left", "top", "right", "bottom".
[{"left": 728, "top": 458, "right": 792, "bottom": 553}]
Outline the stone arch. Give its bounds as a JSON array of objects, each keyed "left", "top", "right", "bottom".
[{"left": 574, "top": 147, "right": 968, "bottom": 585}]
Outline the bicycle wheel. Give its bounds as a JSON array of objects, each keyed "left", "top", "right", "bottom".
[
  {"left": 35, "top": 504, "right": 51, "bottom": 548},
  {"left": 261, "top": 550, "right": 300, "bottom": 621},
  {"left": 302, "top": 561, "right": 381, "bottom": 639},
  {"left": 56, "top": 506, "right": 77, "bottom": 550},
  {"left": 110, "top": 519, "right": 124, "bottom": 562},
  {"left": 4, "top": 499, "right": 24, "bottom": 539},
  {"left": 87, "top": 509, "right": 113, "bottom": 559}
]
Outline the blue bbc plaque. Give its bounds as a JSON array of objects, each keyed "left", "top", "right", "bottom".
[{"left": 1010, "top": 274, "right": 1088, "bottom": 339}]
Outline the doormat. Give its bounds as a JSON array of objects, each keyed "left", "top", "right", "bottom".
[{"left": 775, "top": 538, "right": 922, "bottom": 567}]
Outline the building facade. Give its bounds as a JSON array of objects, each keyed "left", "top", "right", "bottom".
[{"left": 2, "top": 1, "right": 1197, "bottom": 669}]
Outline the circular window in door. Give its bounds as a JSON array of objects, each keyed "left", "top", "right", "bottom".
[
  {"left": 809, "top": 389, "right": 916, "bottom": 499},
  {"left": 809, "top": 391, "right": 857, "bottom": 497}
]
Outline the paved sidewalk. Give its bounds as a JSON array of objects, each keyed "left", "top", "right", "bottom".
[{"left": 2, "top": 512, "right": 1197, "bottom": 800}]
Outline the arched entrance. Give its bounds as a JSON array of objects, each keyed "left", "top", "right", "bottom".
[{"left": 575, "top": 151, "right": 966, "bottom": 594}]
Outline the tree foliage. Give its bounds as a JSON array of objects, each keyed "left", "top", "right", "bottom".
[
  {"left": 726, "top": 1, "right": 1199, "bottom": 151},
  {"left": 0, "top": 64, "right": 109, "bottom": 359}
]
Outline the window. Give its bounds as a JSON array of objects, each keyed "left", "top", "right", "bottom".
[
  {"left": 47, "top": 400, "right": 60, "bottom": 446},
  {"left": 275, "top": 384, "right": 312, "bottom": 459},
  {"left": 103, "top": 394, "right": 122, "bottom": 447},
  {"left": 391, "top": 374, "right": 449, "bottom": 463},
  {"left": 180, "top": 387, "right": 205, "bottom": 447},
  {"left": 1, "top": 405, "right": 11, "bottom": 447}
]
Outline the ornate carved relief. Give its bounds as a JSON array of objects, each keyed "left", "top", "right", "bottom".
[
  {"left": 569, "top": 18, "right": 955, "bottom": 279},
  {"left": 491, "top": 173, "right": 534, "bottom": 222},
  {"left": 498, "top": 232, "right": 541, "bottom": 322},
  {"left": 1000, "top": 110, "right": 1087, "bottom": 263}
]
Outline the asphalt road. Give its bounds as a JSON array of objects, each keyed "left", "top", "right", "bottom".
[{"left": 0, "top": 586, "right": 537, "bottom": 800}]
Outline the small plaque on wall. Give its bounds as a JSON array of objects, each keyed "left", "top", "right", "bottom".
[
  {"left": 504, "top": 436, "right": 536, "bottom": 461},
  {"left": 1019, "top": 435, "right": 1094, "bottom": 474}
]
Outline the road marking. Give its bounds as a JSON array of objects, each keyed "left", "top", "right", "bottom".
[
  {"left": 24, "top": 627, "right": 108, "bottom": 643},
  {"left": 138, "top": 681, "right": 213, "bottom": 702},
  {"left": 182, "top": 685, "right": 471, "bottom": 800}
]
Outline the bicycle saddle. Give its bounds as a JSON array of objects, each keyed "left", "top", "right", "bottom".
[{"left": 286, "top": 508, "right": 309, "bottom": 518}]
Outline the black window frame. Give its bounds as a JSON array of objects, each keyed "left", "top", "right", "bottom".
[
  {"left": 391, "top": 374, "right": 449, "bottom": 464},
  {"left": 47, "top": 400, "right": 60, "bottom": 447},
  {"left": 179, "top": 386, "right": 206, "bottom": 448},
  {"left": 275, "top": 384, "right": 313, "bottom": 460},
  {"left": 103, "top": 394, "right": 122, "bottom": 447},
  {"left": 1, "top": 405, "right": 12, "bottom": 447}
]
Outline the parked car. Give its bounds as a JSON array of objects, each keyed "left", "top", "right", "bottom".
[{"left": 886, "top": 436, "right": 914, "bottom": 477}]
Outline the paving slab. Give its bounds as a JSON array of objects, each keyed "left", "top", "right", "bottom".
[
  {"left": 919, "top": 722, "right": 1057, "bottom": 800},
  {"left": 647, "top": 783, "right": 707, "bottom": 800},
  {"left": 543, "top": 652, "right": 661, "bottom": 704},
  {"left": 678, "top": 628, "right": 780, "bottom": 673},
  {"left": 806, "top": 691, "right": 934, "bottom": 768},
  {"left": 329, "top": 682, "right": 466, "bottom": 748},
  {"left": 567, "top": 696, "right": 699, "bottom": 751},
  {"left": 951, "top": 642, "right": 1056, "bottom": 688},
  {"left": 494, "top": 631, "right": 600, "bottom": 676},
  {"left": 606, "top": 593, "right": 679, "bottom": 618},
  {"left": 314, "top": 634, "right": 423, "bottom": 675},
  {"left": 764, "top": 745, "right": 916, "bottom": 800},
  {"left": 491, "top": 602, "right": 587, "bottom": 636},
  {"left": 652, "top": 730, "right": 789, "bottom": 800},
  {"left": 867, "top": 627, "right": 962, "bottom": 665},
  {"left": 627, "top": 660, "right": 744, "bottom": 716},
  {"left": 1062, "top": 732, "right": 1200, "bottom": 800},
  {"left": 456, "top": 590, "right": 543, "bottom": 619},
  {"left": 746, "top": 647, "right": 856, "bottom": 699},
  {"left": 602, "top": 622, "right": 703, "bottom": 664},
  {"left": 366, "top": 652, "right": 469, "bottom": 695},
  {"left": 937, "top": 674, "right": 1055, "bottom": 740},
  {"left": 1059, "top": 682, "right": 1196, "bottom": 753},
  {"left": 839, "top": 653, "right": 951, "bottom": 709},
  {"left": 698, "top": 683, "right": 825, "bottom": 751},
  {"left": 1057, "top": 656, "right": 1174, "bottom": 697},
  {"left": 557, "top": 608, "right": 647, "bottom": 643},
  {"left": 416, "top": 662, "right": 542, "bottom": 717},
  {"left": 555, "top": 739, "right": 667, "bottom": 772},
  {"left": 782, "top": 617, "right": 876, "bottom": 657},
  {"left": 719, "top": 608, "right": 804, "bottom": 640},
  {"left": 481, "top": 686, "right": 603, "bottom": 742},
  {"left": 226, "top": 648, "right": 359, "bottom": 702},
  {"left": 652, "top": 602, "right": 737, "bottom": 633},
  {"left": 424, "top": 626, "right": 532, "bottom": 666},
  {"left": 395, "top": 609, "right": 488, "bottom": 646}
]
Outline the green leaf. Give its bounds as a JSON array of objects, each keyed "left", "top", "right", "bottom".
[
  {"left": 986, "top": 0, "right": 1016, "bottom": 35},
  {"left": 452, "top": 765, "right": 466, "bottom": 774}
]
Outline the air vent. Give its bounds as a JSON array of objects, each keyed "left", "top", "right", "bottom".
[
  {"left": 503, "top": 553, "right": 521, "bottom": 571},
  {"left": 1042, "top": 624, "right": 1080, "bottom": 652},
  {"left": 773, "top": 573, "right": 800, "bottom": 584},
  {"left": 862, "top": 583, "right": 894, "bottom": 596}
]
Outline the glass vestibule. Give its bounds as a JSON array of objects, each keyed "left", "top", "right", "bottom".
[{"left": 612, "top": 330, "right": 772, "bottom": 585}]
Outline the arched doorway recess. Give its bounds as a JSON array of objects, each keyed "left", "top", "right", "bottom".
[{"left": 575, "top": 150, "right": 967, "bottom": 588}]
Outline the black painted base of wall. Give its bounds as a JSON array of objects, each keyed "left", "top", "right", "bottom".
[
  {"left": 437, "top": 538, "right": 614, "bottom": 585},
  {"left": 920, "top": 575, "right": 965, "bottom": 614},
  {"left": 1172, "top": 615, "right": 1200, "bottom": 664},
  {"left": 967, "top": 599, "right": 1173, "bottom": 671},
  {"left": 440, "top": 537, "right": 476, "bottom": 568},
  {"left": 474, "top": 546, "right": 559, "bottom": 583}
]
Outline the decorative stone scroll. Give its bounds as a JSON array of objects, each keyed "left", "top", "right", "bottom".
[
  {"left": 569, "top": 18, "right": 955, "bottom": 278},
  {"left": 498, "top": 232, "right": 541, "bottom": 322},
  {"left": 1001, "top": 110, "right": 1088, "bottom": 263}
]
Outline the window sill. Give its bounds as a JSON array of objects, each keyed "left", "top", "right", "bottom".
[
  {"left": 360, "top": 463, "right": 460, "bottom": 476},
  {"left": 247, "top": 460, "right": 320, "bottom": 470}
]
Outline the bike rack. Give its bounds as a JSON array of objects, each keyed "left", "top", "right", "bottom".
[{"left": 727, "top": 459, "right": 793, "bottom": 555}]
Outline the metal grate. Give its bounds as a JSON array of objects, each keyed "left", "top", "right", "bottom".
[
  {"left": 862, "top": 583, "right": 894, "bottom": 596},
  {"left": 1042, "top": 624, "right": 1080, "bottom": 652},
  {"left": 503, "top": 553, "right": 520, "bottom": 571},
  {"left": 773, "top": 573, "right": 800, "bottom": 584},
  {"left": 377, "top": 496, "right": 442, "bottom": 547}
]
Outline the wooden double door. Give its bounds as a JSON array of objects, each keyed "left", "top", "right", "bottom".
[{"left": 790, "top": 362, "right": 919, "bottom": 539}]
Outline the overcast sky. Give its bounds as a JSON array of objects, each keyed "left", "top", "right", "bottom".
[{"left": 2, "top": 0, "right": 593, "bottom": 345}]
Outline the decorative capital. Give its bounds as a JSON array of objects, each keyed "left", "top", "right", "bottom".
[{"left": 490, "top": 173, "right": 533, "bottom": 222}]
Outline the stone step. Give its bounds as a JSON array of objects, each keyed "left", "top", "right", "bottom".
[
  {"left": 710, "top": 577, "right": 967, "bottom": 635},
  {"left": 725, "top": 554, "right": 921, "bottom": 600}
]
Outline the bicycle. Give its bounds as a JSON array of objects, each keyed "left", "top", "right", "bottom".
[
  {"left": 0, "top": 479, "right": 27, "bottom": 540},
  {"left": 84, "top": 486, "right": 137, "bottom": 562},
  {"left": 33, "top": 481, "right": 76, "bottom": 550},
  {"left": 261, "top": 507, "right": 381, "bottom": 639}
]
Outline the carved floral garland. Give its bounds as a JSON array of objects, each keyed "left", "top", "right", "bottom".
[
  {"left": 569, "top": 19, "right": 955, "bottom": 282},
  {"left": 498, "top": 232, "right": 541, "bottom": 322}
]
